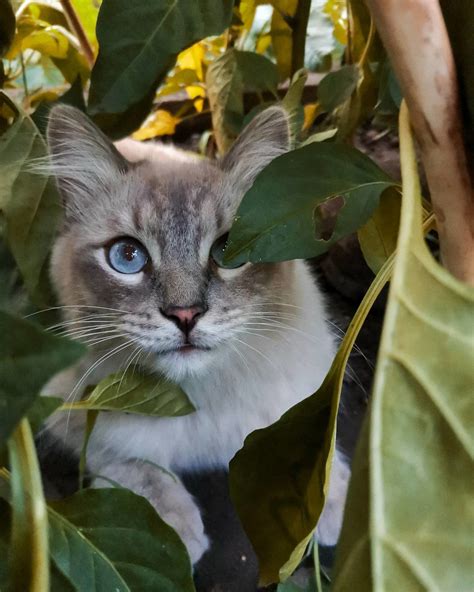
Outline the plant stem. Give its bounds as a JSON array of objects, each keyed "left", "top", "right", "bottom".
[
  {"left": 8, "top": 419, "right": 49, "bottom": 592},
  {"left": 291, "top": 0, "right": 311, "bottom": 76},
  {"left": 366, "top": 0, "right": 474, "bottom": 285},
  {"left": 59, "top": 0, "right": 95, "bottom": 67}
]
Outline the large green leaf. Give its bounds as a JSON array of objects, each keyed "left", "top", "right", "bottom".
[
  {"left": 0, "top": 310, "right": 84, "bottom": 446},
  {"left": 88, "top": 0, "right": 233, "bottom": 137},
  {"left": 48, "top": 488, "right": 196, "bottom": 592},
  {"left": 223, "top": 142, "right": 397, "bottom": 265},
  {"left": 0, "top": 92, "right": 61, "bottom": 303},
  {"left": 207, "top": 48, "right": 279, "bottom": 153},
  {"left": 63, "top": 369, "right": 195, "bottom": 416},
  {"left": 229, "top": 249, "right": 395, "bottom": 585},
  {"left": 333, "top": 104, "right": 474, "bottom": 590},
  {"left": 0, "top": 0, "right": 15, "bottom": 58}
]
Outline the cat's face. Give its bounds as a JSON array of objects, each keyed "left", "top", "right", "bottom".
[{"left": 47, "top": 105, "right": 292, "bottom": 379}]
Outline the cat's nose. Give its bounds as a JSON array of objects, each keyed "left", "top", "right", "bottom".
[{"left": 160, "top": 304, "right": 207, "bottom": 334}]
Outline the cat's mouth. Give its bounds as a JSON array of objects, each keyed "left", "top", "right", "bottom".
[{"left": 160, "top": 343, "right": 212, "bottom": 355}]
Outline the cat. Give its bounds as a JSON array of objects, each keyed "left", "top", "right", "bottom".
[{"left": 41, "top": 104, "right": 350, "bottom": 565}]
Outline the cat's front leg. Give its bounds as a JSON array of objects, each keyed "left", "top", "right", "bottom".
[
  {"left": 316, "top": 449, "right": 351, "bottom": 546},
  {"left": 91, "top": 459, "right": 209, "bottom": 564}
]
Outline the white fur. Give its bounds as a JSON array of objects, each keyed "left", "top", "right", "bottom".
[{"left": 44, "top": 260, "right": 346, "bottom": 557}]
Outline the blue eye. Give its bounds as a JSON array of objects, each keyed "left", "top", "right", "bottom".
[{"left": 107, "top": 238, "right": 148, "bottom": 274}]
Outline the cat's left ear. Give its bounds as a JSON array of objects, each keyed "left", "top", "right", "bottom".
[
  {"left": 220, "top": 106, "right": 290, "bottom": 191},
  {"left": 46, "top": 105, "right": 129, "bottom": 206}
]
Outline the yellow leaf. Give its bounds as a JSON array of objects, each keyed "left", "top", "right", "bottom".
[
  {"left": 256, "top": 32, "right": 272, "bottom": 54},
  {"left": 239, "top": 0, "right": 256, "bottom": 29},
  {"left": 186, "top": 84, "right": 206, "bottom": 112},
  {"left": 132, "top": 110, "right": 179, "bottom": 140},
  {"left": 178, "top": 43, "right": 205, "bottom": 80},
  {"left": 21, "top": 25, "right": 70, "bottom": 59},
  {"left": 324, "top": 0, "right": 348, "bottom": 45},
  {"left": 303, "top": 102, "right": 321, "bottom": 130}
]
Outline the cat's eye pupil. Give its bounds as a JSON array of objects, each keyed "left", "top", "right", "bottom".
[{"left": 107, "top": 238, "right": 148, "bottom": 274}]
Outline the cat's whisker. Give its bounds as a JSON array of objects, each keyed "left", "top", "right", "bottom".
[
  {"left": 228, "top": 341, "right": 253, "bottom": 374},
  {"left": 58, "top": 326, "right": 122, "bottom": 340},
  {"left": 232, "top": 337, "right": 279, "bottom": 372},
  {"left": 47, "top": 314, "right": 120, "bottom": 331},
  {"left": 62, "top": 340, "right": 136, "bottom": 442},
  {"left": 24, "top": 304, "right": 134, "bottom": 319},
  {"left": 65, "top": 340, "right": 135, "bottom": 405},
  {"left": 117, "top": 344, "right": 143, "bottom": 393}
]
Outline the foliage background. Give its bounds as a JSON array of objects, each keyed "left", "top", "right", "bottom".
[{"left": 0, "top": 0, "right": 473, "bottom": 591}]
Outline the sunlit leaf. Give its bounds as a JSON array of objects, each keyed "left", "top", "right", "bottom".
[
  {"left": 324, "top": 0, "right": 348, "bottom": 45},
  {"left": 333, "top": 104, "right": 474, "bottom": 591},
  {"left": 0, "top": 309, "right": 84, "bottom": 447},
  {"left": 88, "top": 0, "right": 234, "bottom": 138},
  {"left": 178, "top": 43, "right": 205, "bottom": 81},
  {"left": 270, "top": 0, "right": 296, "bottom": 80},
  {"left": 63, "top": 369, "right": 195, "bottom": 416},
  {"left": 222, "top": 142, "right": 397, "bottom": 265},
  {"left": 49, "top": 488, "right": 196, "bottom": 591},
  {"left": 20, "top": 25, "right": 70, "bottom": 59},
  {"left": 71, "top": 0, "right": 100, "bottom": 52},
  {"left": 0, "top": 92, "right": 60, "bottom": 302},
  {"left": 132, "top": 109, "right": 180, "bottom": 140}
]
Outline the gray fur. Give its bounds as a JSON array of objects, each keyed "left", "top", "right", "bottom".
[{"left": 43, "top": 105, "right": 349, "bottom": 565}]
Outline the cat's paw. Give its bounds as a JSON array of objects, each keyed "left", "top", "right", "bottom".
[
  {"left": 316, "top": 450, "right": 351, "bottom": 546},
  {"left": 160, "top": 495, "right": 210, "bottom": 564}
]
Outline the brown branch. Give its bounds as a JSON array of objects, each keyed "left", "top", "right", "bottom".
[
  {"left": 366, "top": 0, "right": 474, "bottom": 285},
  {"left": 59, "top": 0, "right": 95, "bottom": 68},
  {"left": 291, "top": 0, "right": 312, "bottom": 76}
]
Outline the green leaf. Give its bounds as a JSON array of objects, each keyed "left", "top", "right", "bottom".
[
  {"left": 0, "top": 310, "right": 84, "bottom": 446},
  {"left": 333, "top": 104, "right": 474, "bottom": 590},
  {"left": 0, "top": 91, "right": 61, "bottom": 303},
  {"left": 358, "top": 187, "right": 401, "bottom": 274},
  {"left": 282, "top": 69, "right": 307, "bottom": 144},
  {"left": 0, "top": 0, "right": 15, "bottom": 58},
  {"left": 88, "top": 0, "right": 234, "bottom": 137},
  {"left": 27, "top": 395, "right": 63, "bottom": 434},
  {"left": 207, "top": 48, "right": 279, "bottom": 153},
  {"left": 64, "top": 369, "right": 195, "bottom": 416},
  {"left": 223, "top": 142, "right": 397, "bottom": 265},
  {"left": 317, "top": 65, "right": 360, "bottom": 113},
  {"left": 48, "top": 488, "right": 196, "bottom": 591},
  {"left": 229, "top": 250, "right": 395, "bottom": 584}
]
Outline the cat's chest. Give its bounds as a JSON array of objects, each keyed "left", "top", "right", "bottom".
[{"left": 89, "top": 371, "right": 301, "bottom": 472}]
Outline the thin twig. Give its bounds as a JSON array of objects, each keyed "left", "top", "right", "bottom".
[{"left": 59, "top": 0, "right": 95, "bottom": 67}]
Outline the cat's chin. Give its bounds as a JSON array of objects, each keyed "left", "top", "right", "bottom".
[{"left": 148, "top": 346, "right": 217, "bottom": 381}]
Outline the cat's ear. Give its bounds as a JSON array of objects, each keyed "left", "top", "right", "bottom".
[
  {"left": 220, "top": 106, "right": 290, "bottom": 191},
  {"left": 46, "top": 104, "right": 129, "bottom": 206}
]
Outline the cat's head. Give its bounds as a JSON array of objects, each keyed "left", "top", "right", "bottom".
[{"left": 47, "top": 105, "right": 293, "bottom": 380}]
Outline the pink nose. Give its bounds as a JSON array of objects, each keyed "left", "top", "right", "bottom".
[{"left": 160, "top": 305, "right": 207, "bottom": 334}]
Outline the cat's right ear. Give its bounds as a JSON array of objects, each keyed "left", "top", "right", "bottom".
[{"left": 46, "top": 105, "right": 129, "bottom": 208}]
